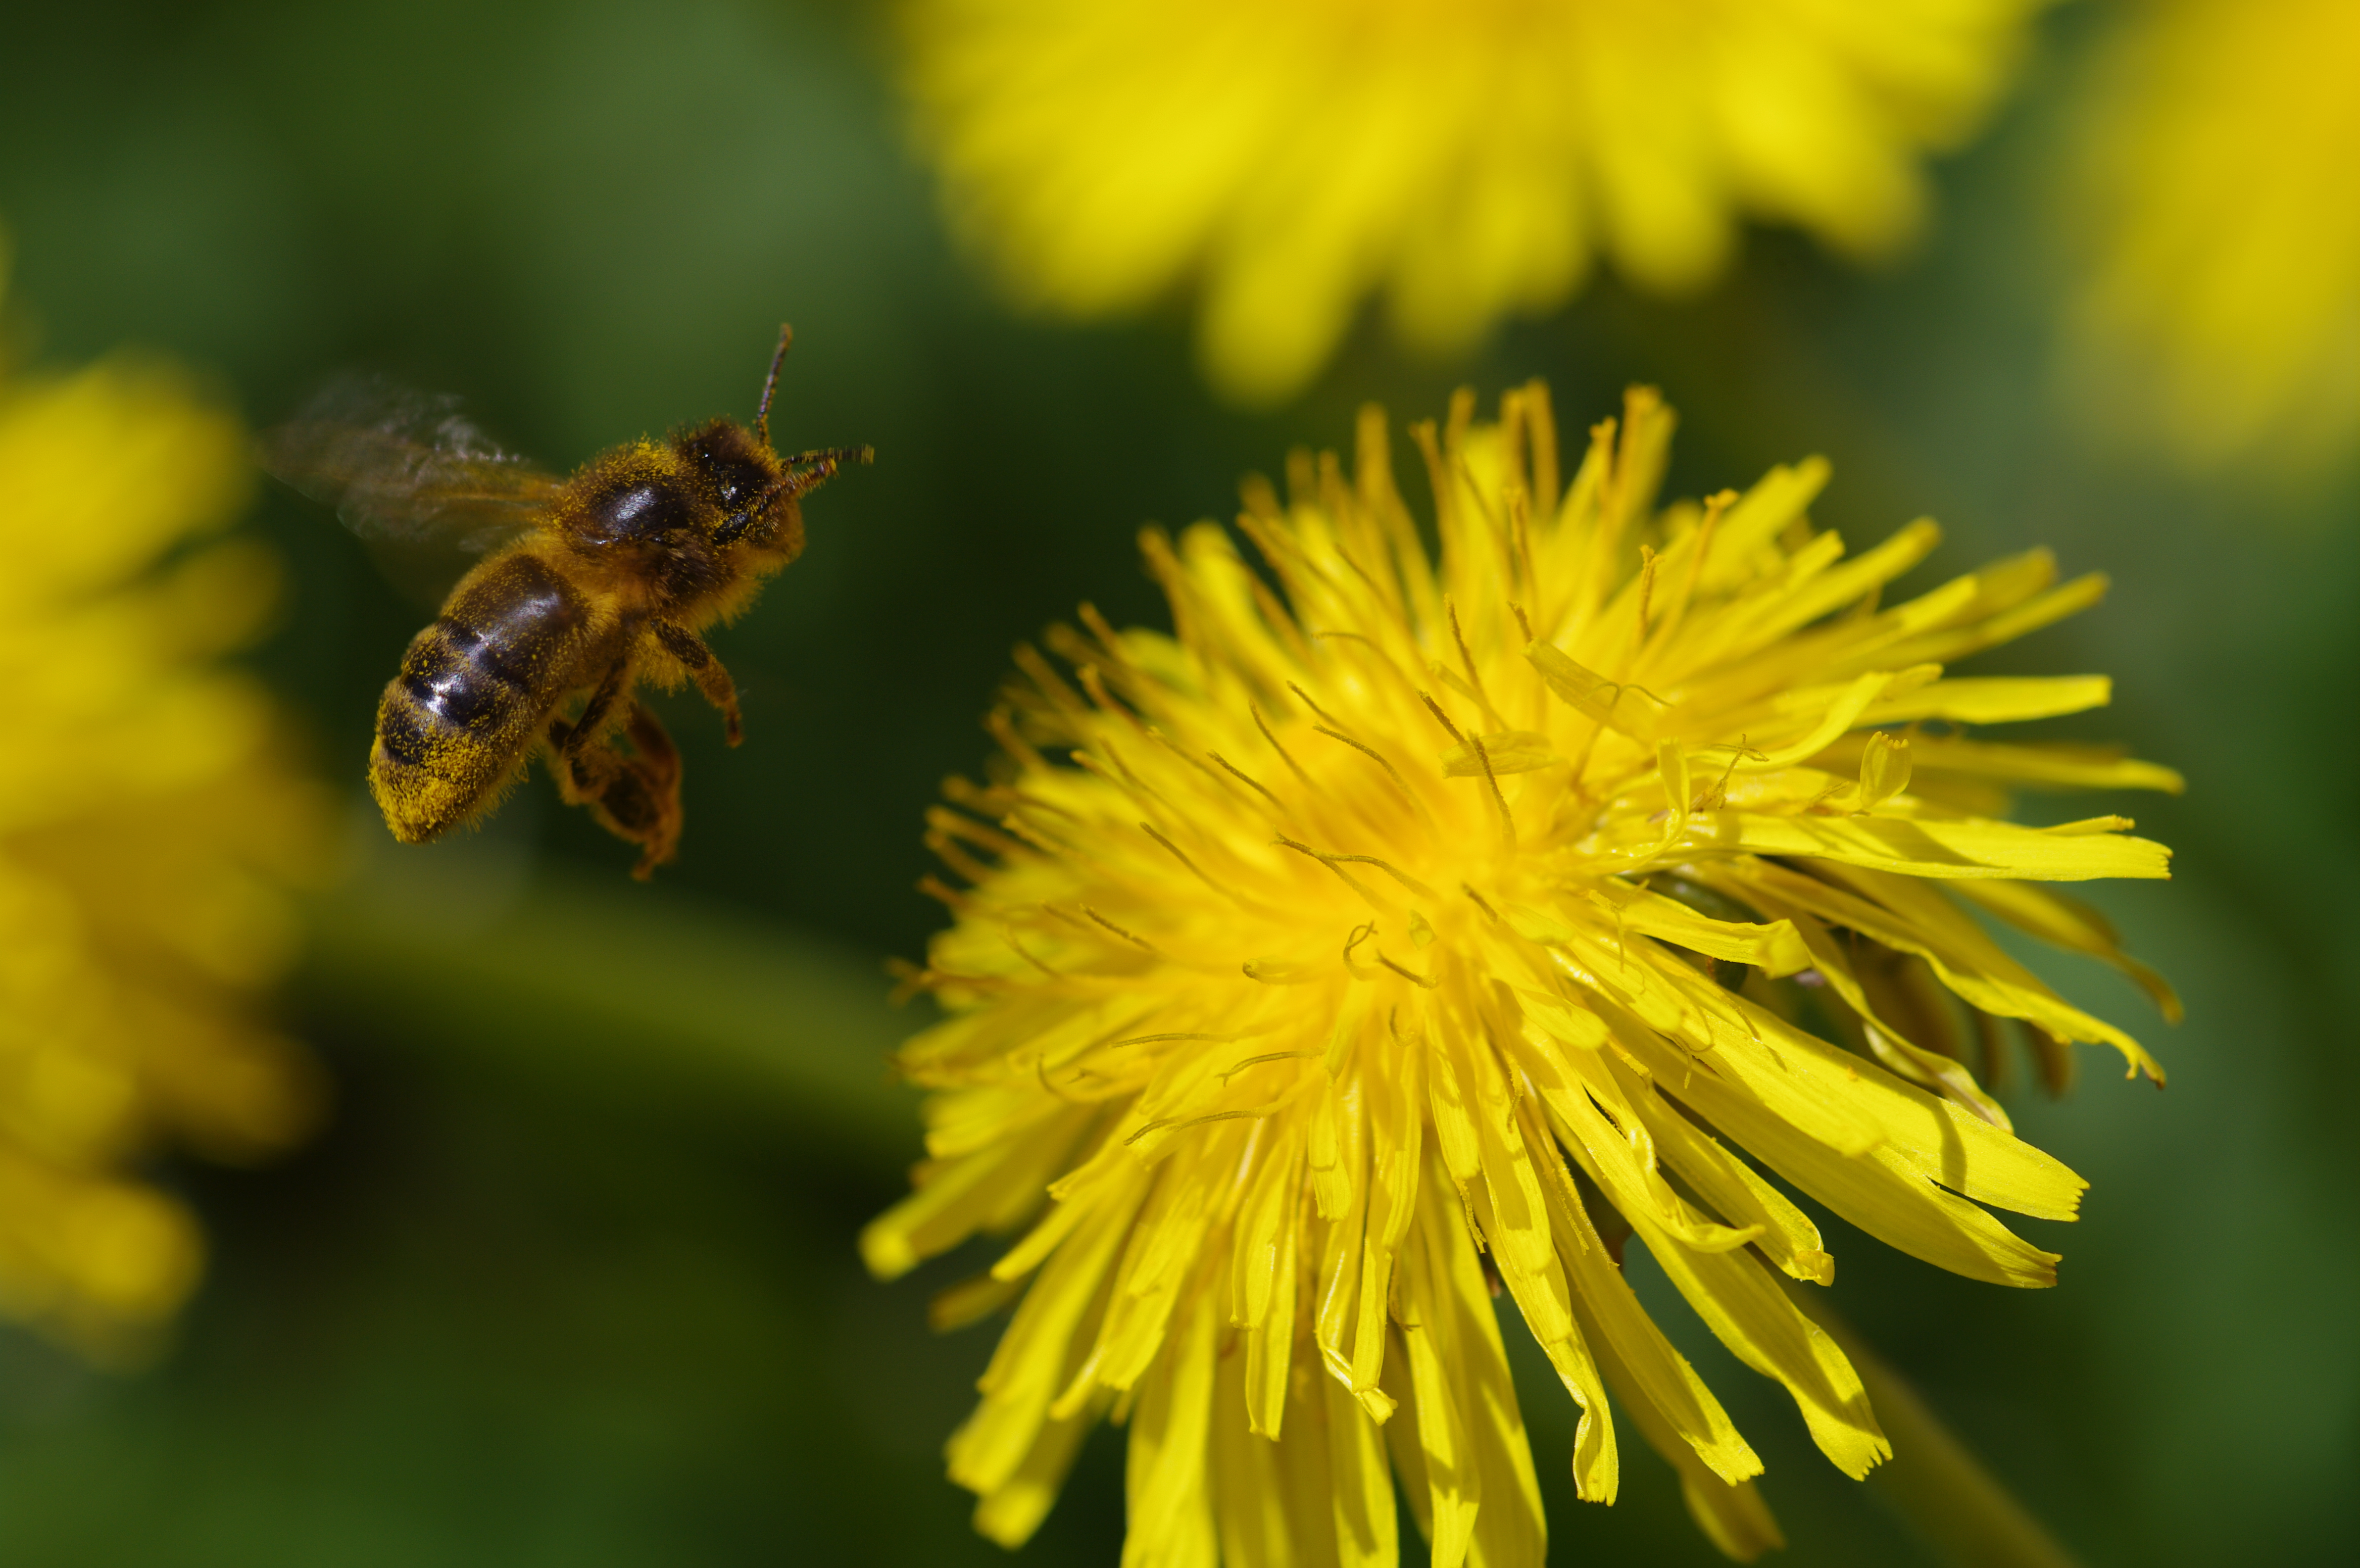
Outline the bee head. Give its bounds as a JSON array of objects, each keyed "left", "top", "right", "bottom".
[
  {"left": 673, "top": 418, "right": 798, "bottom": 553},
  {"left": 676, "top": 420, "right": 776, "bottom": 511},
  {"left": 663, "top": 333, "right": 871, "bottom": 555}
]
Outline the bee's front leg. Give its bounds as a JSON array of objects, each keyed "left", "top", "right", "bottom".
[
  {"left": 652, "top": 621, "right": 743, "bottom": 747},
  {"left": 778, "top": 445, "right": 873, "bottom": 499}
]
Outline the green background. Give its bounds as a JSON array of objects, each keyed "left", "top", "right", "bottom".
[{"left": 1, "top": 2, "right": 2353, "bottom": 1563}]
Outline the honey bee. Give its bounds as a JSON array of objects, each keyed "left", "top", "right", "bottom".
[{"left": 264, "top": 327, "right": 869, "bottom": 877}]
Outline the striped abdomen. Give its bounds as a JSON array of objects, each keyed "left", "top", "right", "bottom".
[{"left": 371, "top": 553, "right": 592, "bottom": 842}]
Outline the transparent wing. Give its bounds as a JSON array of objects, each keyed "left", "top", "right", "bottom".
[{"left": 258, "top": 373, "right": 564, "bottom": 550}]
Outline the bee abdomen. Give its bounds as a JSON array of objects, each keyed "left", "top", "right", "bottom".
[{"left": 371, "top": 554, "right": 589, "bottom": 842}]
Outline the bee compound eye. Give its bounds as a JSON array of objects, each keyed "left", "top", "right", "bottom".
[
  {"left": 671, "top": 424, "right": 773, "bottom": 508},
  {"left": 688, "top": 444, "right": 769, "bottom": 508},
  {"left": 711, "top": 457, "right": 769, "bottom": 508},
  {"left": 585, "top": 476, "right": 694, "bottom": 545}
]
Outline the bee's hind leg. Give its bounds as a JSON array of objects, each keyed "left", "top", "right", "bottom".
[
  {"left": 610, "top": 705, "right": 683, "bottom": 879},
  {"left": 550, "top": 700, "right": 684, "bottom": 879},
  {"left": 653, "top": 621, "right": 743, "bottom": 746}
]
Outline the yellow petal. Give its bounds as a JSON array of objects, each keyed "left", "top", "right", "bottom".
[
  {"left": 1866, "top": 675, "right": 2113, "bottom": 726},
  {"left": 1212, "top": 1363, "right": 1294, "bottom": 1564},
  {"left": 1627, "top": 1077, "right": 1836, "bottom": 1287},
  {"left": 1660, "top": 974, "right": 2085, "bottom": 1222},
  {"left": 1324, "top": 1369, "right": 1400, "bottom": 1566},
  {"left": 1631, "top": 1219, "right": 1889, "bottom": 1479},
  {"left": 1442, "top": 728, "right": 1560, "bottom": 775},
  {"left": 1666, "top": 809, "right": 2171, "bottom": 882},
  {"left": 1536, "top": 1124, "right": 1762, "bottom": 1487},
  {"left": 1585, "top": 1314, "right": 1786, "bottom": 1561},
  {"left": 1856, "top": 731, "right": 1912, "bottom": 810},
  {"left": 1593, "top": 881, "right": 1812, "bottom": 976},
  {"left": 1400, "top": 1158, "right": 1548, "bottom": 1568},
  {"left": 1816, "top": 732, "right": 2185, "bottom": 795},
  {"left": 1349, "top": 1043, "right": 1424, "bottom": 1414},
  {"left": 1954, "top": 879, "right": 2184, "bottom": 1023},
  {"left": 1526, "top": 641, "right": 1659, "bottom": 737},
  {"left": 1465, "top": 1153, "right": 1620, "bottom": 1505},
  {"left": 1730, "top": 894, "right": 2010, "bottom": 1128},
  {"left": 1758, "top": 861, "right": 2168, "bottom": 1082},
  {"left": 1231, "top": 1124, "right": 1305, "bottom": 1437},
  {"left": 860, "top": 1104, "right": 1096, "bottom": 1280},
  {"left": 1122, "top": 1288, "right": 1219, "bottom": 1566}
]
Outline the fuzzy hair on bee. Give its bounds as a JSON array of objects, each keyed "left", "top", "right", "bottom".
[{"left": 264, "top": 327, "right": 869, "bottom": 877}]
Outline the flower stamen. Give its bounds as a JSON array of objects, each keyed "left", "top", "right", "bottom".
[
  {"left": 1449, "top": 598, "right": 1508, "bottom": 731},
  {"left": 1250, "top": 702, "right": 1322, "bottom": 797},
  {"left": 1216, "top": 1051, "right": 1322, "bottom": 1083},
  {"left": 1470, "top": 732, "right": 1520, "bottom": 854},
  {"left": 1272, "top": 835, "right": 1386, "bottom": 911},
  {"left": 1207, "top": 752, "right": 1291, "bottom": 819},
  {"left": 1309, "top": 724, "right": 1426, "bottom": 817}
]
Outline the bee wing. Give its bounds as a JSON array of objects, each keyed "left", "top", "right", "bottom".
[{"left": 259, "top": 373, "right": 564, "bottom": 550}]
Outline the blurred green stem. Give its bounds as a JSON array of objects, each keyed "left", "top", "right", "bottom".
[
  {"left": 297, "top": 854, "right": 922, "bottom": 1172},
  {"left": 1809, "top": 1290, "right": 2083, "bottom": 1568}
]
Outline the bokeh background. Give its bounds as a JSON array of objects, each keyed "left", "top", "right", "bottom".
[{"left": 0, "top": 1, "right": 2353, "bottom": 1563}]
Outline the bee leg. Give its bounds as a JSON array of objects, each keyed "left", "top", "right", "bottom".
[
  {"left": 776, "top": 445, "right": 872, "bottom": 501},
  {"left": 555, "top": 701, "right": 684, "bottom": 879},
  {"left": 652, "top": 621, "right": 743, "bottom": 746},
  {"left": 613, "top": 704, "right": 684, "bottom": 879},
  {"left": 548, "top": 714, "right": 617, "bottom": 806},
  {"left": 560, "top": 659, "right": 633, "bottom": 763}
]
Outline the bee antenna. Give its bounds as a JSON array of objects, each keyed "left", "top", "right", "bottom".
[{"left": 756, "top": 323, "right": 793, "bottom": 451}]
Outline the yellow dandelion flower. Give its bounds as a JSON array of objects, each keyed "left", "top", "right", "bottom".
[
  {"left": 900, "top": 0, "right": 2050, "bottom": 404},
  {"left": 865, "top": 383, "right": 2179, "bottom": 1561},
  {"left": 2067, "top": 0, "right": 2360, "bottom": 475},
  {"left": 0, "top": 264, "right": 328, "bottom": 1361}
]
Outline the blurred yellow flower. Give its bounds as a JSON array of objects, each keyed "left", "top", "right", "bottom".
[
  {"left": 866, "top": 384, "right": 2178, "bottom": 1561},
  {"left": 2068, "top": 0, "right": 2360, "bottom": 475},
  {"left": 901, "top": 0, "right": 2049, "bottom": 404},
  {"left": 0, "top": 267, "right": 328, "bottom": 1362}
]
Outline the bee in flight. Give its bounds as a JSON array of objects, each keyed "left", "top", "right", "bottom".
[{"left": 264, "top": 327, "right": 868, "bottom": 878}]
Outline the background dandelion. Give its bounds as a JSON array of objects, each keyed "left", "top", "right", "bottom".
[
  {"left": 2060, "top": 0, "right": 2360, "bottom": 478},
  {"left": 0, "top": 2, "right": 2350, "bottom": 1565},
  {"left": 0, "top": 261, "right": 327, "bottom": 1362},
  {"left": 898, "top": 0, "right": 2052, "bottom": 404}
]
